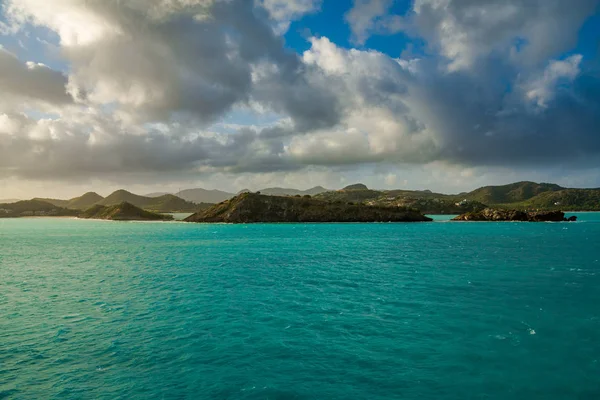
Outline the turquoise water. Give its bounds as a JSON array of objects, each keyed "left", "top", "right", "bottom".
[
  {"left": 426, "top": 214, "right": 459, "bottom": 221},
  {"left": 163, "top": 213, "right": 194, "bottom": 221},
  {"left": 1, "top": 216, "right": 600, "bottom": 399}
]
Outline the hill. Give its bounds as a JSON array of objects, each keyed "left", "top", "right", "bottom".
[
  {"left": 176, "top": 188, "right": 235, "bottom": 204},
  {"left": 0, "top": 200, "right": 78, "bottom": 218},
  {"left": 461, "top": 181, "right": 564, "bottom": 204},
  {"left": 376, "top": 197, "right": 487, "bottom": 214},
  {"left": 312, "top": 181, "right": 600, "bottom": 213},
  {"left": 504, "top": 189, "right": 600, "bottom": 211},
  {"left": 66, "top": 192, "right": 104, "bottom": 210},
  {"left": 185, "top": 193, "right": 432, "bottom": 223},
  {"left": 97, "top": 190, "right": 204, "bottom": 212},
  {"left": 342, "top": 183, "right": 369, "bottom": 191},
  {"left": 32, "top": 197, "right": 70, "bottom": 208},
  {"left": 80, "top": 202, "right": 174, "bottom": 221}
]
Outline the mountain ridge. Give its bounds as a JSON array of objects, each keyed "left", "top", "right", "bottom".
[{"left": 12, "top": 181, "right": 600, "bottom": 214}]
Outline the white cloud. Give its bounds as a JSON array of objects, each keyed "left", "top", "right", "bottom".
[
  {"left": 257, "top": 0, "right": 321, "bottom": 32},
  {"left": 412, "top": 0, "right": 598, "bottom": 71},
  {"left": 345, "top": 0, "right": 404, "bottom": 45},
  {"left": 524, "top": 55, "right": 583, "bottom": 108}
]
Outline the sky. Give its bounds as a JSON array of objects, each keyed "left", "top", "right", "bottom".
[{"left": 1, "top": 0, "right": 600, "bottom": 199}]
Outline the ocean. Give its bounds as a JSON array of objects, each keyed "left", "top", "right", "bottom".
[{"left": 1, "top": 215, "right": 599, "bottom": 399}]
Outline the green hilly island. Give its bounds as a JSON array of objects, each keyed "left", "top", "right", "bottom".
[{"left": 185, "top": 192, "right": 432, "bottom": 223}]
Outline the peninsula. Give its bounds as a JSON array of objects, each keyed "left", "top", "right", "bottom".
[{"left": 184, "top": 192, "right": 432, "bottom": 223}]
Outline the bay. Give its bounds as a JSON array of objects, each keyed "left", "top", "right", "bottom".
[{"left": 1, "top": 215, "right": 599, "bottom": 399}]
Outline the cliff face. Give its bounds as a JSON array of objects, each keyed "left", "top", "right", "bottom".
[
  {"left": 452, "top": 208, "right": 569, "bottom": 222},
  {"left": 80, "top": 202, "right": 174, "bottom": 221},
  {"left": 185, "top": 193, "right": 432, "bottom": 223}
]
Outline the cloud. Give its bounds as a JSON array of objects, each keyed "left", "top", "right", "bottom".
[
  {"left": 4, "top": 0, "right": 336, "bottom": 127},
  {"left": 524, "top": 55, "right": 583, "bottom": 108},
  {"left": 412, "top": 0, "right": 599, "bottom": 71},
  {"left": 257, "top": 0, "right": 322, "bottom": 32},
  {"left": 294, "top": 36, "right": 600, "bottom": 167},
  {"left": 345, "top": 0, "right": 404, "bottom": 45},
  {"left": 0, "top": 0, "right": 600, "bottom": 193},
  {"left": 0, "top": 46, "right": 72, "bottom": 108}
]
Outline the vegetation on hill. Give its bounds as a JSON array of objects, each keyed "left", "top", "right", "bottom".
[
  {"left": 0, "top": 200, "right": 78, "bottom": 218},
  {"left": 32, "top": 197, "right": 70, "bottom": 208},
  {"left": 313, "top": 181, "right": 600, "bottom": 213},
  {"left": 33, "top": 192, "right": 104, "bottom": 210},
  {"left": 315, "top": 188, "right": 483, "bottom": 213},
  {"left": 461, "top": 181, "right": 564, "bottom": 204},
  {"left": 80, "top": 202, "right": 174, "bottom": 221},
  {"left": 185, "top": 193, "right": 432, "bottom": 223},
  {"left": 376, "top": 197, "right": 487, "bottom": 214},
  {"left": 499, "top": 189, "right": 600, "bottom": 211},
  {"left": 452, "top": 209, "right": 570, "bottom": 222},
  {"left": 66, "top": 192, "right": 104, "bottom": 209},
  {"left": 342, "top": 183, "right": 369, "bottom": 191},
  {"left": 15, "top": 181, "right": 600, "bottom": 216}
]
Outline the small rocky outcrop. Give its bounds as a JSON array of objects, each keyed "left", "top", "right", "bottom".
[
  {"left": 452, "top": 208, "right": 573, "bottom": 222},
  {"left": 185, "top": 193, "right": 432, "bottom": 223},
  {"left": 80, "top": 202, "right": 173, "bottom": 221}
]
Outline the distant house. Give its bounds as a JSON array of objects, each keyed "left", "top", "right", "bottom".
[{"left": 455, "top": 199, "right": 468, "bottom": 207}]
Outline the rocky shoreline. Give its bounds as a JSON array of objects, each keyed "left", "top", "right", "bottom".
[{"left": 452, "top": 208, "right": 577, "bottom": 222}]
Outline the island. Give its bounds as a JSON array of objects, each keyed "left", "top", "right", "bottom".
[
  {"left": 79, "top": 202, "right": 174, "bottom": 221},
  {"left": 452, "top": 208, "right": 577, "bottom": 222},
  {"left": 184, "top": 192, "right": 432, "bottom": 223}
]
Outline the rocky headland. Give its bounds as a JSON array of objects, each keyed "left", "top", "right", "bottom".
[
  {"left": 184, "top": 193, "right": 432, "bottom": 223},
  {"left": 452, "top": 208, "right": 577, "bottom": 222}
]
